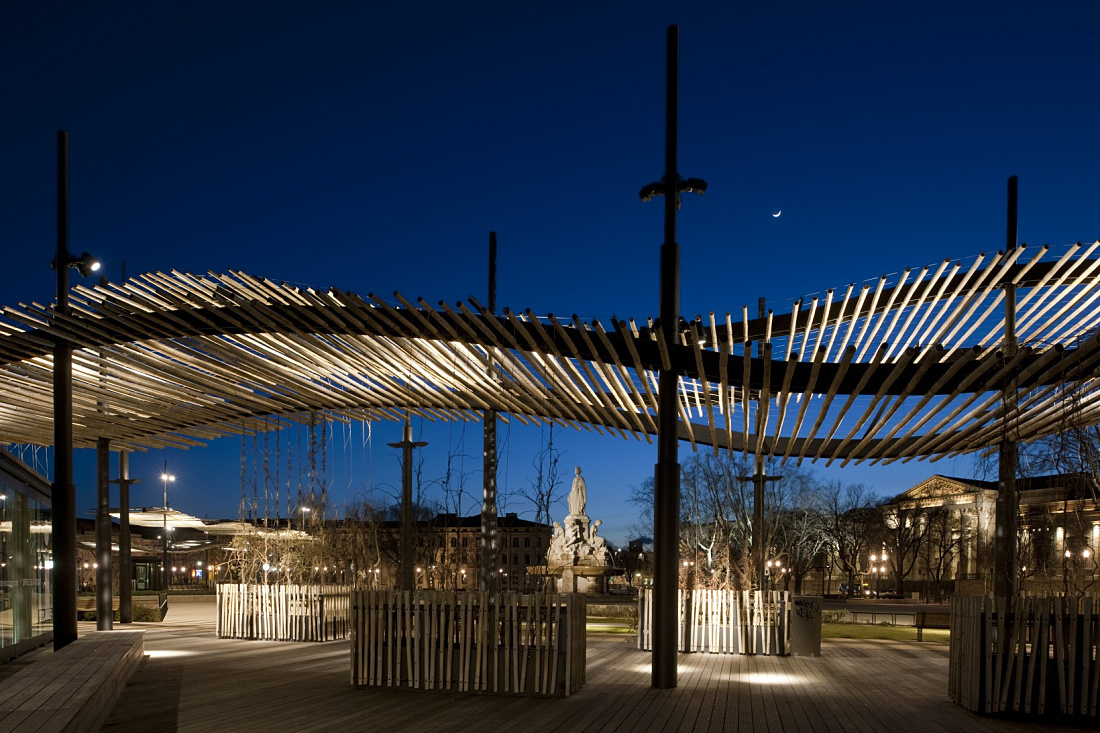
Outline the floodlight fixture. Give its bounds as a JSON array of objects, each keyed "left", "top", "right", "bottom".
[
  {"left": 52, "top": 251, "right": 102, "bottom": 278},
  {"left": 680, "top": 177, "right": 707, "bottom": 194},
  {"left": 639, "top": 182, "right": 664, "bottom": 202},
  {"left": 638, "top": 176, "right": 708, "bottom": 209}
]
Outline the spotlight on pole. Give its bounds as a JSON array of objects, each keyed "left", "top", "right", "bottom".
[{"left": 52, "top": 251, "right": 102, "bottom": 278}]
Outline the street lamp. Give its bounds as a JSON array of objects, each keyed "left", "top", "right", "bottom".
[
  {"left": 870, "top": 552, "right": 887, "bottom": 598},
  {"left": 160, "top": 464, "right": 175, "bottom": 592}
]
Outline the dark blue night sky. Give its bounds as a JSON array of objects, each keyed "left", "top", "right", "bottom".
[{"left": 2, "top": 1, "right": 1099, "bottom": 542}]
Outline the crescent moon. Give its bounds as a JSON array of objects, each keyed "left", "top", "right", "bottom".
[{"left": 772, "top": 210, "right": 782, "bottom": 218}]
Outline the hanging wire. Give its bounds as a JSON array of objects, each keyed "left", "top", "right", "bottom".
[
  {"left": 274, "top": 421, "right": 281, "bottom": 522},
  {"left": 501, "top": 418, "right": 511, "bottom": 513},
  {"left": 307, "top": 411, "right": 318, "bottom": 506},
  {"left": 262, "top": 416, "right": 271, "bottom": 523},
  {"left": 239, "top": 431, "right": 247, "bottom": 521},
  {"left": 285, "top": 427, "right": 292, "bottom": 520},
  {"left": 296, "top": 419, "right": 304, "bottom": 512},
  {"left": 362, "top": 418, "right": 373, "bottom": 500},
  {"left": 321, "top": 414, "right": 329, "bottom": 513}
]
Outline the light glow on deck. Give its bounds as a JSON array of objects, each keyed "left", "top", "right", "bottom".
[
  {"left": 146, "top": 649, "right": 197, "bottom": 659},
  {"left": 740, "top": 672, "right": 802, "bottom": 685}
]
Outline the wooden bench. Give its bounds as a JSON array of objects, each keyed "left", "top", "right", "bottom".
[
  {"left": 914, "top": 610, "right": 950, "bottom": 641},
  {"left": 0, "top": 630, "right": 144, "bottom": 732}
]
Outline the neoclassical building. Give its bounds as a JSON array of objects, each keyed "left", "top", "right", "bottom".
[{"left": 885, "top": 473, "right": 1100, "bottom": 596}]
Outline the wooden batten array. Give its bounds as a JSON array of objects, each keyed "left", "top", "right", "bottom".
[
  {"left": 3, "top": 244, "right": 1100, "bottom": 464},
  {"left": 950, "top": 596, "right": 1099, "bottom": 718},
  {"left": 637, "top": 588, "right": 791, "bottom": 656},
  {"left": 349, "top": 590, "right": 586, "bottom": 697},
  {"left": 217, "top": 584, "right": 350, "bottom": 642}
]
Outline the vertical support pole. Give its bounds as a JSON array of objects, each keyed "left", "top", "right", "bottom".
[
  {"left": 481, "top": 232, "right": 499, "bottom": 594},
  {"left": 653, "top": 24, "right": 681, "bottom": 690},
  {"left": 115, "top": 450, "right": 134, "bottom": 624},
  {"left": 400, "top": 420, "right": 415, "bottom": 592},
  {"left": 53, "top": 129, "right": 77, "bottom": 650},
  {"left": 95, "top": 437, "right": 112, "bottom": 629},
  {"left": 993, "top": 175, "right": 1019, "bottom": 603},
  {"left": 391, "top": 418, "right": 428, "bottom": 592},
  {"left": 754, "top": 466, "right": 766, "bottom": 591},
  {"left": 162, "top": 513, "right": 169, "bottom": 591},
  {"left": 753, "top": 297, "right": 767, "bottom": 592}
]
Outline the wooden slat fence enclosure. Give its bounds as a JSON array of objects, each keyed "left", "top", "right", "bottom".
[
  {"left": 950, "top": 596, "right": 1099, "bottom": 719},
  {"left": 350, "top": 590, "right": 586, "bottom": 697},
  {"left": 217, "top": 584, "right": 350, "bottom": 641},
  {"left": 637, "top": 588, "right": 791, "bottom": 655}
]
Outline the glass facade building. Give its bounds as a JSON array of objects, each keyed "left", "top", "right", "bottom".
[{"left": 0, "top": 450, "right": 52, "bottom": 660}]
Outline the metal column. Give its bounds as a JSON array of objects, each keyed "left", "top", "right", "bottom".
[
  {"left": 993, "top": 175, "right": 1019, "bottom": 602},
  {"left": 481, "top": 232, "right": 499, "bottom": 594},
  {"left": 52, "top": 130, "right": 77, "bottom": 650},
  {"left": 653, "top": 25, "right": 682, "bottom": 690},
  {"left": 114, "top": 451, "right": 137, "bottom": 623},
  {"left": 95, "top": 437, "right": 112, "bottom": 629},
  {"left": 390, "top": 419, "right": 427, "bottom": 592}
]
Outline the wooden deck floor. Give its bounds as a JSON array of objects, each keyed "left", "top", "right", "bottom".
[{"left": 96, "top": 607, "right": 1093, "bottom": 732}]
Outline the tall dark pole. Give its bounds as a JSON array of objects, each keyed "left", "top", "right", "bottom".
[
  {"left": 753, "top": 297, "right": 766, "bottom": 591},
  {"left": 113, "top": 450, "right": 136, "bottom": 623},
  {"left": 653, "top": 25, "right": 682, "bottom": 690},
  {"left": 95, "top": 437, "right": 112, "bottom": 629},
  {"left": 390, "top": 418, "right": 427, "bottom": 592},
  {"left": 52, "top": 130, "right": 77, "bottom": 650},
  {"left": 481, "top": 232, "right": 499, "bottom": 594},
  {"left": 993, "top": 175, "right": 1019, "bottom": 602},
  {"left": 162, "top": 462, "right": 170, "bottom": 592}
]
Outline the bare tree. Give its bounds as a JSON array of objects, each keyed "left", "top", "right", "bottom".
[
  {"left": 774, "top": 470, "right": 830, "bottom": 593},
  {"left": 632, "top": 452, "right": 810, "bottom": 590},
  {"left": 822, "top": 482, "right": 880, "bottom": 597},
  {"left": 517, "top": 424, "right": 564, "bottom": 528},
  {"left": 920, "top": 506, "right": 962, "bottom": 601},
  {"left": 881, "top": 501, "right": 932, "bottom": 595},
  {"left": 431, "top": 433, "right": 475, "bottom": 590}
]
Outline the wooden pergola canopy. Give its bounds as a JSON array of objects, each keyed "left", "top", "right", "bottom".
[{"left": 3, "top": 243, "right": 1100, "bottom": 464}]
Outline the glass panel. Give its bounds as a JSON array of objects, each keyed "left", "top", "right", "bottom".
[
  {"left": 0, "top": 482, "right": 53, "bottom": 657},
  {"left": 30, "top": 493, "right": 52, "bottom": 638},
  {"left": 0, "top": 483, "right": 12, "bottom": 649}
]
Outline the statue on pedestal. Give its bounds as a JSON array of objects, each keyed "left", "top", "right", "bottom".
[{"left": 543, "top": 466, "right": 612, "bottom": 594}]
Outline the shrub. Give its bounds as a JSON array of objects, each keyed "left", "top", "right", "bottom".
[
  {"left": 77, "top": 606, "right": 162, "bottom": 622},
  {"left": 131, "top": 605, "right": 161, "bottom": 622}
]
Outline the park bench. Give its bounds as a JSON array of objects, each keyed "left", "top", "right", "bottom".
[
  {"left": 914, "top": 610, "right": 950, "bottom": 641},
  {"left": 0, "top": 629, "right": 144, "bottom": 732}
]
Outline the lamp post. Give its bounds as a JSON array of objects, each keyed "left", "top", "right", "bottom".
[
  {"left": 160, "top": 464, "right": 175, "bottom": 592},
  {"left": 869, "top": 552, "right": 887, "bottom": 598},
  {"left": 51, "top": 130, "right": 102, "bottom": 650},
  {"left": 642, "top": 25, "right": 707, "bottom": 691}
]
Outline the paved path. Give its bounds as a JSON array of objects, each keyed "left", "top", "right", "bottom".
[{"left": 95, "top": 600, "right": 1091, "bottom": 732}]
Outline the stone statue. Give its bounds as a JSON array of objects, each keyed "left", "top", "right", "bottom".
[
  {"left": 568, "top": 466, "right": 586, "bottom": 517},
  {"left": 541, "top": 465, "right": 613, "bottom": 593}
]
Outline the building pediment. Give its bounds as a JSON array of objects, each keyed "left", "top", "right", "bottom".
[{"left": 894, "top": 475, "right": 984, "bottom": 503}]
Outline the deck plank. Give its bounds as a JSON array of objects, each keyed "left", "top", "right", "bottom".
[{"left": 95, "top": 606, "right": 1098, "bottom": 733}]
